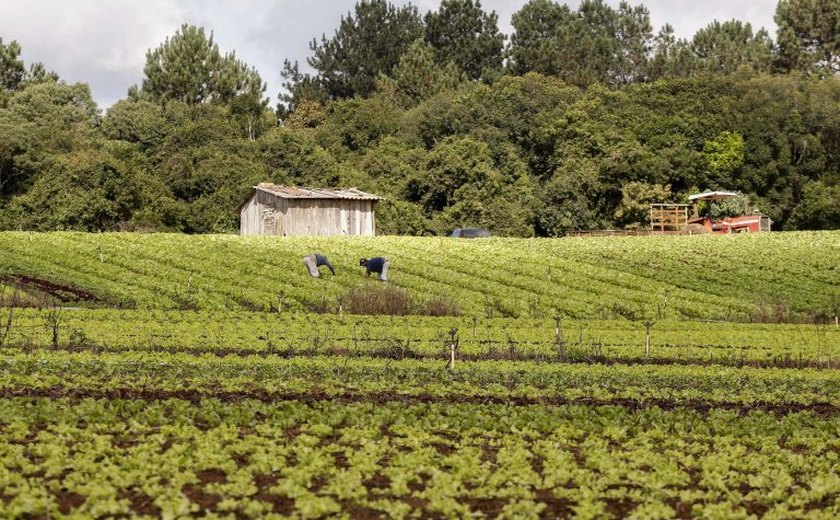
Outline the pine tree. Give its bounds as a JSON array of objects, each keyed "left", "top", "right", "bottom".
[
  {"left": 140, "top": 24, "right": 266, "bottom": 107},
  {"left": 612, "top": 1, "right": 654, "bottom": 85},
  {"left": 509, "top": 0, "right": 574, "bottom": 77},
  {"left": 377, "top": 40, "right": 462, "bottom": 107},
  {"left": 0, "top": 39, "right": 26, "bottom": 93},
  {"left": 0, "top": 38, "right": 57, "bottom": 103},
  {"left": 776, "top": 0, "right": 840, "bottom": 75},
  {"left": 691, "top": 20, "right": 774, "bottom": 75},
  {"left": 424, "top": 0, "right": 505, "bottom": 82},
  {"left": 509, "top": 0, "right": 652, "bottom": 88},
  {"left": 305, "top": 0, "right": 423, "bottom": 100},
  {"left": 649, "top": 25, "right": 696, "bottom": 79}
]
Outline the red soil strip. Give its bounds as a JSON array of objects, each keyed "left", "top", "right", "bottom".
[
  {"left": 2, "top": 387, "right": 838, "bottom": 417},
  {"left": 1, "top": 275, "right": 99, "bottom": 303}
]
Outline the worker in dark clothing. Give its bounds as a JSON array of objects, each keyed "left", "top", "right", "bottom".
[
  {"left": 303, "top": 253, "right": 335, "bottom": 277},
  {"left": 359, "top": 257, "right": 389, "bottom": 281}
]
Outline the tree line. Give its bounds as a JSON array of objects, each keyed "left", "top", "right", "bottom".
[{"left": 0, "top": 0, "right": 838, "bottom": 235}]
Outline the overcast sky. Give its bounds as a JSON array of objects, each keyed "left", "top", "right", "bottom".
[{"left": 0, "top": 0, "right": 780, "bottom": 110}]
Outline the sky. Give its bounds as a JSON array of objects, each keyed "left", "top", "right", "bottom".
[{"left": 0, "top": 0, "right": 780, "bottom": 110}]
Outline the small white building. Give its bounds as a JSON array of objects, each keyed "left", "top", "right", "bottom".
[{"left": 238, "top": 184, "right": 380, "bottom": 236}]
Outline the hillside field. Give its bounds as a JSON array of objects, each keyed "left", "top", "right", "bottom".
[
  {"left": 1, "top": 231, "right": 838, "bottom": 321},
  {"left": 0, "top": 231, "right": 839, "bottom": 518}
]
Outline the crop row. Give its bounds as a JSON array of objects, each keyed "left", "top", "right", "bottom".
[
  {"left": 3, "top": 309, "right": 838, "bottom": 368},
  {"left": 1, "top": 398, "right": 838, "bottom": 518},
  {"left": 2, "top": 350, "right": 839, "bottom": 408}
]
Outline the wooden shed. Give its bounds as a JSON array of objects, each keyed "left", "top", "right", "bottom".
[{"left": 238, "top": 184, "right": 380, "bottom": 236}]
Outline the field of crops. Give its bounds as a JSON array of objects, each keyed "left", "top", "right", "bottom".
[
  {"left": 3, "top": 309, "right": 840, "bottom": 369},
  {"left": 1, "top": 231, "right": 838, "bottom": 321},
  {"left": 1, "top": 231, "right": 839, "bottom": 518}
]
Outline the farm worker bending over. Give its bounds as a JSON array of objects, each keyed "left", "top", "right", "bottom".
[
  {"left": 303, "top": 253, "right": 336, "bottom": 278},
  {"left": 359, "top": 257, "right": 389, "bottom": 281}
]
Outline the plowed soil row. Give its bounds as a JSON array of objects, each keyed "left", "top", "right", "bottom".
[
  {"left": 2, "top": 387, "right": 838, "bottom": 417},
  {"left": 0, "top": 275, "right": 99, "bottom": 303}
]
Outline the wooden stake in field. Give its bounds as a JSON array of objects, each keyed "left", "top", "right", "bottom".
[
  {"left": 643, "top": 321, "right": 655, "bottom": 357},
  {"left": 447, "top": 328, "right": 458, "bottom": 370},
  {"left": 277, "top": 290, "right": 285, "bottom": 314},
  {"left": 555, "top": 314, "right": 566, "bottom": 361}
]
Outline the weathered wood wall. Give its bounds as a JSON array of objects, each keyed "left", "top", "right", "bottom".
[
  {"left": 240, "top": 191, "right": 288, "bottom": 235},
  {"left": 240, "top": 192, "right": 376, "bottom": 236}
]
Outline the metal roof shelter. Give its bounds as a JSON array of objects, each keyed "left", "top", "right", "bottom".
[
  {"left": 246, "top": 185, "right": 381, "bottom": 201},
  {"left": 239, "top": 183, "right": 381, "bottom": 236},
  {"left": 685, "top": 190, "right": 771, "bottom": 233}
]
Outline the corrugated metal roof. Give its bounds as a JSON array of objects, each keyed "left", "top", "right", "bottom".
[
  {"left": 254, "top": 183, "right": 381, "bottom": 200},
  {"left": 688, "top": 191, "right": 740, "bottom": 202}
]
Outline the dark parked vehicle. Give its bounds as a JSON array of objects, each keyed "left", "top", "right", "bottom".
[{"left": 450, "top": 228, "right": 491, "bottom": 238}]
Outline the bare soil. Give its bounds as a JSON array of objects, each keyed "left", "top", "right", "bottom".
[
  {"left": 1, "top": 275, "right": 100, "bottom": 304},
  {"left": 3, "top": 387, "right": 837, "bottom": 417}
]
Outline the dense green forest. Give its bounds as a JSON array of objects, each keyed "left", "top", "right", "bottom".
[{"left": 1, "top": 0, "right": 839, "bottom": 235}]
